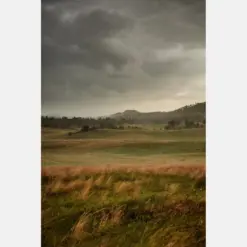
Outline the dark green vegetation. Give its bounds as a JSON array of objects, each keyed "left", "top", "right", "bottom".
[{"left": 42, "top": 166, "right": 205, "bottom": 247}]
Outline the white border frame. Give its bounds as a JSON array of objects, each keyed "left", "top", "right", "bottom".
[
  {"left": 207, "top": 0, "right": 247, "bottom": 246},
  {"left": 0, "top": 0, "right": 41, "bottom": 246},
  {"left": 1, "top": 0, "right": 247, "bottom": 246}
]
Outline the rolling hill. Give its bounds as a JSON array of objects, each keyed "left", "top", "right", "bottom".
[{"left": 110, "top": 102, "right": 205, "bottom": 124}]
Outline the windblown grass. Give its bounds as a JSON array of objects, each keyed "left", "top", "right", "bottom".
[{"left": 42, "top": 165, "right": 205, "bottom": 247}]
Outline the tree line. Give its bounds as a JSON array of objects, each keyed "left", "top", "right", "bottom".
[
  {"left": 42, "top": 116, "right": 205, "bottom": 131},
  {"left": 41, "top": 116, "right": 127, "bottom": 130},
  {"left": 166, "top": 118, "right": 205, "bottom": 130}
]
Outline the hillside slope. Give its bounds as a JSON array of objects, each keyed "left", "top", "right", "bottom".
[{"left": 110, "top": 102, "right": 205, "bottom": 124}]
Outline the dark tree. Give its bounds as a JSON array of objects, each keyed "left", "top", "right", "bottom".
[{"left": 82, "top": 125, "right": 89, "bottom": 132}]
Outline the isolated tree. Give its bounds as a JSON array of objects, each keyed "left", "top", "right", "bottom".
[
  {"left": 185, "top": 119, "right": 195, "bottom": 128},
  {"left": 82, "top": 125, "right": 89, "bottom": 132},
  {"left": 168, "top": 120, "right": 176, "bottom": 128}
]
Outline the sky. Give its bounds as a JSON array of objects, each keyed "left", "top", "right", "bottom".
[{"left": 42, "top": 0, "right": 205, "bottom": 117}]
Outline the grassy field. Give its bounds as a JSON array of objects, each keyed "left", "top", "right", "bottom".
[
  {"left": 42, "top": 128, "right": 205, "bottom": 167},
  {"left": 42, "top": 127, "right": 205, "bottom": 247},
  {"left": 42, "top": 166, "right": 205, "bottom": 247}
]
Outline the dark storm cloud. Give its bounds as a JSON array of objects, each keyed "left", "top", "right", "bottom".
[
  {"left": 42, "top": 41, "right": 131, "bottom": 69},
  {"left": 42, "top": 0, "right": 205, "bottom": 116},
  {"left": 139, "top": 1, "right": 205, "bottom": 47},
  {"left": 42, "top": 8, "right": 133, "bottom": 45},
  {"left": 42, "top": 7, "right": 133, "bottom": 69}
]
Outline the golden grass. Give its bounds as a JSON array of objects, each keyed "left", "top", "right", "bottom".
[
  {"left": 114, "top": 181, "right": 141, "bottom": 198},
  {"left": 100, "top": 191, "right": 110, "bottom": 202},
  {"left": 94, "top": 174, "right": 105, "bottom": 186},
  {"left": 66, "top": 179, "right": 85, "bottom": 190},
  {"left": 42, "top": 164, "right": 205, "bottom": 179},
  {"left": 45, "top": 178, "right": 85, "bottom": 194},
  {"left": 105, "top": 176, "right": 113, "bottom": 186},
  {"left": 42, "top": 127, "right": 205, "bottom": 247},
  {"left": 71, "top": 215, "right": 92, "bottom": 240},
  {"left": 74, "top": 178, "right": 93, "bottom": 200},
  {"left": 42, "top": 165, "right": 205, "bottom": 247},
  {"left": 111, "top": 208, "right": 124, "bottom": 225},
  {"left": 115, "top": 181, "right": 134, "bottom": 193},
  {"left": 98, "top": 213, "right": 109, "bottom": 230},
  {"left": 167, "top": 183, "right": 180, "bottom": 195},
  {"left": 97, "top": 207, "right": 124, "bottom": 231}
]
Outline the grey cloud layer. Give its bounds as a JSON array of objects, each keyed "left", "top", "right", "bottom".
[
  {"left": 42, "top": 0, "right": 205, "bottom": 116},
  {"left": 42, "top": 8, "right": 133, "bottom": 69}
]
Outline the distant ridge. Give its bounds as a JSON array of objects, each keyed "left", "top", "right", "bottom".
[{"left": 110, "top": 102, "right": 205, "bottom": 123}]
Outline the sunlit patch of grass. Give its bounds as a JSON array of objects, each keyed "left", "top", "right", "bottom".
[
  {"left": 45, "top": 179, "right": 85, "bottom": 195},
  {"left": 94, "top": 174, "right": 105, "bottom": 186},
  {"left": 71, "top": 214, "right": 93, "bottom": 241},
  {"left": 76, "top": 177, "right": 94, "bottom": 200}
]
